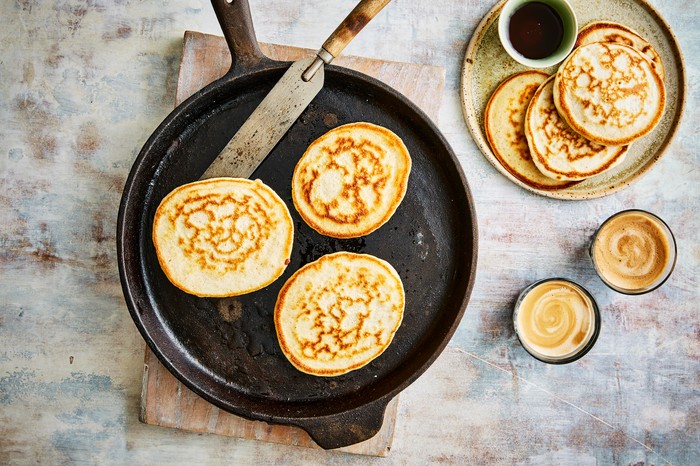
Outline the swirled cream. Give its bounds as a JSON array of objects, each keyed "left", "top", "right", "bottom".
[
  {"left": 515, "top": 280, "right": 596, "bottom": 361},
  {"left": 592, "top": 211, "right": 674, "bottom": 293}
]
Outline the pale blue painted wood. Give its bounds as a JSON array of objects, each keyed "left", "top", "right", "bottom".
[{"left": 0, "top": 0, "right": 698, "bottom": 464}]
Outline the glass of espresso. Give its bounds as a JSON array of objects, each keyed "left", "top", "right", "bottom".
[
  {"left": 591, "top": 210, "right": 677, "bottom": 295},
  {"left": 513, "top": 278, "right": 600, "bottom": 364}
]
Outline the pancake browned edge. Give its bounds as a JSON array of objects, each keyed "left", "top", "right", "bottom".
[
  {"left": 292, "top": 122, "right": 411, "bottom": 239},
  {"left": 526, "top": 76, "right": 629, "bottom": 181},
  {"left": 484, "top": 70, "right": 579, "bottom": 190},
  {"left": 553, "top": 42, "right": 666, "bottom": 146},
  {"left": 274, "top": 252, "right": 404, "bottom": 377},
  {"left": 575, "top": 21, "right": 664, "bottom": 80},
  {"left": 152, "top": 178, "right": 293, "bottom": 298}
]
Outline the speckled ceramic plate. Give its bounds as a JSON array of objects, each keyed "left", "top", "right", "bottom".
[{"left": 461, "top": 0, "right": 686, "bottom": 200}]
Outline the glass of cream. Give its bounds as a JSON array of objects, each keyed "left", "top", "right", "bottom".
[
  {"left": 590, "top": 210, "right": 677, "bottom": 295},
  {"left": 513, "top": 278, "right": 600, "bottom": 364}
]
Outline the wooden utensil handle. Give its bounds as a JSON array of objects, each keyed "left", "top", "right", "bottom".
[{"left": 322, "top": 0, "right": 392, "bottom": 58}]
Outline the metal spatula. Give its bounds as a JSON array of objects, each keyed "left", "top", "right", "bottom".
[{"left": 200, "top": 0, "right": 392, "bottom": 180}]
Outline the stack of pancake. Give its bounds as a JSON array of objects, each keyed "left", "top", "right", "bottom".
[
  {"left": 485, "top": 21, "right": 666, "bottom": 188},
  {"left": 152, "top": 123, "right": 410, "bottom": 377}
]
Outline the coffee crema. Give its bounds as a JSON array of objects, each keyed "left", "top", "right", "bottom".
[
  {"left": 514, "top": 279, "right": 598, "bottom": 363},
  {"left": 592, "top": 210, "right": 675, "bottom": 294}
]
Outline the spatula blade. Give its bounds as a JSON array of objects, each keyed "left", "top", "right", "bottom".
[{"left": 200, "top": 57, "right": 324, "bottom": 180}]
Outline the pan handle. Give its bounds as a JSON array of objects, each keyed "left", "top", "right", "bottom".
[
  {"left": 294, "top": 397, "right": 390, "bottom": 450},
  {"left": 211, "top": 0, "right": 273, "bottom": 75}
]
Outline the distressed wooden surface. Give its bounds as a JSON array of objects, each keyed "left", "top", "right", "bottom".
[
  {"left": 142, "top": 347, "right": 399, "bottom": 456},
  {"left": 139, "top": 31, "right": 447, "bottom": 456},
  {"left": 0, "top": 1, "right": 698, "bottom": 465}
]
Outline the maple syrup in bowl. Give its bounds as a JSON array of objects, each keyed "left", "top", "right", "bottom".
[{"left": 498, "top": 0, "right": 577, "bottom": 68}]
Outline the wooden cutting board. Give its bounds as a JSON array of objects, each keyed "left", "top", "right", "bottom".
[{"left": 140, "top": 30, "right": 446, "bottom": 457}]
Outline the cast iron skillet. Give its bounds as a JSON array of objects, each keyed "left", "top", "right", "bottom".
[{"left": 117, "top": 0, "right": 478, "bottom": 449}]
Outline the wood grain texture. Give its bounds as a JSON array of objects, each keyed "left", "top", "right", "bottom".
[
  {"left": 321, "top": 0, "right": 393, "bottom": 58},
  {"left": 141, "top": 30, "right": 446, "bottom": 456},
  {"left": 175, "top": 31, "right": 446, "bottom": 116},
  {"left": 142, "top": 349, "right": 399, "bottom": 455}
]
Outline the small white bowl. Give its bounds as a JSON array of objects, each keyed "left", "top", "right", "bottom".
[{"left": 498, "top": 0, "right": 578, "bottom": 68}]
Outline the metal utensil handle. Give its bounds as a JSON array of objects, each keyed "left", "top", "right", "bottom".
[{"left": 302, "top": 0, "right": 392, "bottom": 81}]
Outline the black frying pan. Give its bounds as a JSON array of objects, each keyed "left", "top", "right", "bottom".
[{"left": 117, "top": 0, "right": 478, "bottom": 449}]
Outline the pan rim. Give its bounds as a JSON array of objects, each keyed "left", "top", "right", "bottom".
[{"left": 117, "top": 62, "right": 478, "bottom": 422}]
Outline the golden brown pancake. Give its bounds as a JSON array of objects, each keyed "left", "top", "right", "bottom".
[
  {"left": 553, "top": 42, "right": 666, "bottom": 146},
  {"left": 484, "top": 70, "right": 578, "bottom": 190},
  {"left": 152, "top": 177, "right": 293, "bottom": 297},
  {"left": 575, "top": 21, "right": 664, "bottom": 81},
  {"left": 525, "top": 76, "right": 629, "bottom": 181},
  {"left": 292, "top": 122, "right": 411, "bottom": 238},
  {"left": 274, "top": 252, "right": 404, "bottom": 377}
]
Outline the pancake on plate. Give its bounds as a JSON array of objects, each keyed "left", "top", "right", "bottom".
[
  {"left": 484, "top": 70, "right": 578, "bottom": 190},
  {"left": 152, "top": 177, "right": 293, "bottom": 297},
  {"left": 553, "top": 42, "right": 665, "bottom": 146},
  {"left": 292, "top": 122, "right": 411, "bottom": 238},
  {"left": 526, "top": 75, "right": 629, "bottom": 181},
  {"left": 575, "top": 21, "right": 664, "bottom": 80},
  {"left": 274, "top": 252, "right": 404, "bottom": 377}
]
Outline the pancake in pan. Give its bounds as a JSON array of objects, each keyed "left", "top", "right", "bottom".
[
  {"left": 525, "top": 76, "right": 629, "bottom": 181},
  {"left": 292, "top": 122, "right": 411, "bottom": 238},
  {"left": 274, "top": 252, "right": 405, "bottom": 377},
  {"left": 553, "top": 42, "right": 665, "bottom": 146},
  {"left": 575, "top": 21, "right": 664, "bottom": 81},
  {"left": 484, "top": 70, "right": 578, "bottom": 190},
  {"left": 152, "top": 177, "right": 294, "bottom": 297}
]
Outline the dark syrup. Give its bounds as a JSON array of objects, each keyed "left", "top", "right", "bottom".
[{"left": 508, "top": 2, "right": 564, "bottom": 59}]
